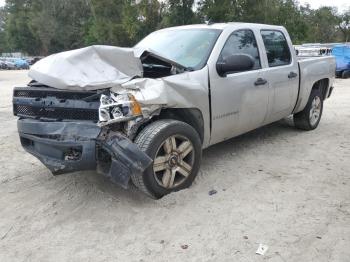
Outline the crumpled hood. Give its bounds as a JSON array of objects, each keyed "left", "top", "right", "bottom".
[{"left": 29, "top": 45, "right": 143, "bottom": 90}]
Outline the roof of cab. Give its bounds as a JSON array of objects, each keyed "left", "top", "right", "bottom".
[{"left": 156, "top": 22, "right": 285, "bottom": 32}]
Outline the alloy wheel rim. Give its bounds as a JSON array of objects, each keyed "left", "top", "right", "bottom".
[
  {"left": 153, "top": 135, "right": 194, "bottom": 189},
  {"left": 309, "top": 96, "right": 321, "bottom": 126}
]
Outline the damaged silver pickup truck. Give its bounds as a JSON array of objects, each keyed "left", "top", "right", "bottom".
[{"left": 13, "top": 23, "right": 336, "bottom": 198}]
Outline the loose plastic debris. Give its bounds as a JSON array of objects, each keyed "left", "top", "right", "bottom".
[{"left": 256, "top": 244, "right": 269, "bottom": 255}]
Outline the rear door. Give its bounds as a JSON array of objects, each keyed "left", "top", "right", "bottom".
[
  {"left": 209, "top": 29, "right": 269, "bottom": 144},
  {"left": 260, "top": 29, "right": 299, "bottom": 123}
]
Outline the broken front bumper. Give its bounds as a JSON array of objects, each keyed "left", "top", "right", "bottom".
[{"left": 18, "top": 119, "right": 152, "bottom": 188}]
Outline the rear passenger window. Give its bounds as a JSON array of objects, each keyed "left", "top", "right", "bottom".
[
  {"left": 220, "top": 30, "right": 261, "bottom": 70},
  {"left": 261, "top": 30, "right": 291, "bottom": 67}
]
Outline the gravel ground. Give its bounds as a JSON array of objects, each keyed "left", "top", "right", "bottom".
[{"left": 0, "top": 70, "right": 349, "bottom": 262}]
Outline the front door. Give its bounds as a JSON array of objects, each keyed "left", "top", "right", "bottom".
[{"left": 209, "top": 29, "right": 269, "bottom": 145}]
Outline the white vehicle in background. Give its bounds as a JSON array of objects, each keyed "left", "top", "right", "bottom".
[{"left": 295, "top": 45, "right": 332, "bottom": 57}]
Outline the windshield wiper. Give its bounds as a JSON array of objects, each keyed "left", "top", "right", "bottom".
[{"left": 184, "top": 67, "right": 195, "bottom": 72}]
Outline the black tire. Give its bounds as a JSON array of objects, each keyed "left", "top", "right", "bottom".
[
  {"left": 342, "top": 70, "right": 350, "bottom": 79},
  {"left": 131, "top": 120, "right": 202, "bottom": 199},
  {"left": 294, "top": 88, "right": 323, "bottom": 130}
]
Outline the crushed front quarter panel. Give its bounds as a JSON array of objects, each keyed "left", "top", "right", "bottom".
[
  {"left": 110, "top": 66, "right": 211, "bottom": 147},
  {"left": 27, "top": 45, "right": 211, "bottom": 147}
]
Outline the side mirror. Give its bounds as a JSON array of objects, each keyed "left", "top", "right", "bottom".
[{"left": 216, "top": 54, "right": 255, "bottom": 76}]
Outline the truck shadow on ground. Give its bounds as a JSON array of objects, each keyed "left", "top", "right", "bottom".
[
  {"left": 72, "top": 117, "right": 300, "bottom": 203},
  {"left": 203, "top": 117, "right": 296, "bottom": 158}
]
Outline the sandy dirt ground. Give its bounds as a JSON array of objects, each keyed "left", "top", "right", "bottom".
[{"left": 0, "top": 70, "right": 349, "bottom": 262}]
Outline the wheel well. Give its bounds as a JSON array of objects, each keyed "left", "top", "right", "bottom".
[
  {"left": 312, "top": 78, "right": 329, "bottom": 100},
  {"left": 153, "top": 108, "right": 205, "bottom": 144}
]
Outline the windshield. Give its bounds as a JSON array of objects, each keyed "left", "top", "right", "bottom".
[{"left": 136, "top": 28, "right": 222, "bottom": 70}]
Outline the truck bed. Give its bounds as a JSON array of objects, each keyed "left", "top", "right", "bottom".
[{"left": 294, "top": 56, "right": 336, "bottom": 114}]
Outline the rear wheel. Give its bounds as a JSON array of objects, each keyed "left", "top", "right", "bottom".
[
  {"left": 342, "top": 70, "right": 350, "bottom": 79},
  {"left": 294, "top": 88, "right": 323, "bottom": 130},
  {"left": 131, "top": 120, "right": 202, "bottom": 199}
]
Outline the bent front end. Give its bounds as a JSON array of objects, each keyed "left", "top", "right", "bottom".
[{"left": 13, "top": 86, "right": 152, "bottom": 188}]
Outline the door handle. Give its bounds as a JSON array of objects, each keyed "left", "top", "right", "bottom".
[
  {"left": 254, "top": 78, "right": 268, "bottom": 86},
  {"left": 288, "top": 72, "right": 298, "bottom": 79}
]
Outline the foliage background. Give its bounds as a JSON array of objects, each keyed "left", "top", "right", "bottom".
[{"left": 0, "top": 0, "right": 349, "bottom": 55}]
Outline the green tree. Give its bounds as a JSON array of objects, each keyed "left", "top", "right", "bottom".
[
  {"left": 162, "top": 0, "right": 197, "bottom": 27},
  {"left": 0, "top": 0, "right": 348, "bottom": 55},
  {"left": 4, "top": 0, "right": 41, "bottom": 55},
  {"left": 307, "top": 7, "right": 340, "bottom": 43},
  {"left": 122, "top": 0, "right": 163, "bottom": 44},
  {"left": 85, "top": 0, "right": 129, "bottom": 46},
  {"left": 29, "top": 0, "right": 92, "bottom": 54},
  {"left": 0, "top": 7, "right": 8, "bottom": 53},
  {"left": 339, "top": 8, "right": 350, "bottom": 42},
  {"left": 197, "top": 0, "right": 244, "bottom": 22},
  {"left": 198, "top": 0, "right": 309, "bottom": 44},
  {"left": 137, "top": 0, "right": 163, "bottom": 37}
]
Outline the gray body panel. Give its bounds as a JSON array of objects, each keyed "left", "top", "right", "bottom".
[
  {"left": 203, "top": 23, "right": 335, "bottom": 146},
  {"left": 15, "top": 22, "right": 336, "bottom": 187},
  {"left": 294, "top": 56, "right": 335, "bottom": 113},
  {"left": 24, "top": 23, "right": 336, "bottom": 149}
]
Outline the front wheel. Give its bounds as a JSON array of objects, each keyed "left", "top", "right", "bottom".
[
  {"left": 294, "top": 88, "right": 323, "bottom": 130},
  {"left": 131, "top": 120, "right": 202, "bottom": 199}
]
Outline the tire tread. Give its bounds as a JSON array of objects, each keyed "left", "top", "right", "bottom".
[
  {"left": 294, "top": 88, "right": 323, "bottom": 130},
  {"left": 131, "top": 120, "right": 188, "bottom": 198}
]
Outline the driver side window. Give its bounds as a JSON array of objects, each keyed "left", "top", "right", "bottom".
[{"left": 220, "top": 30, "right": 261, "bottom": 71}]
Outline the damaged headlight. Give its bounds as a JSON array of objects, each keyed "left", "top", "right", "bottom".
[{"left": 99, "top": 92, "right": 142, "bottom": 125}]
